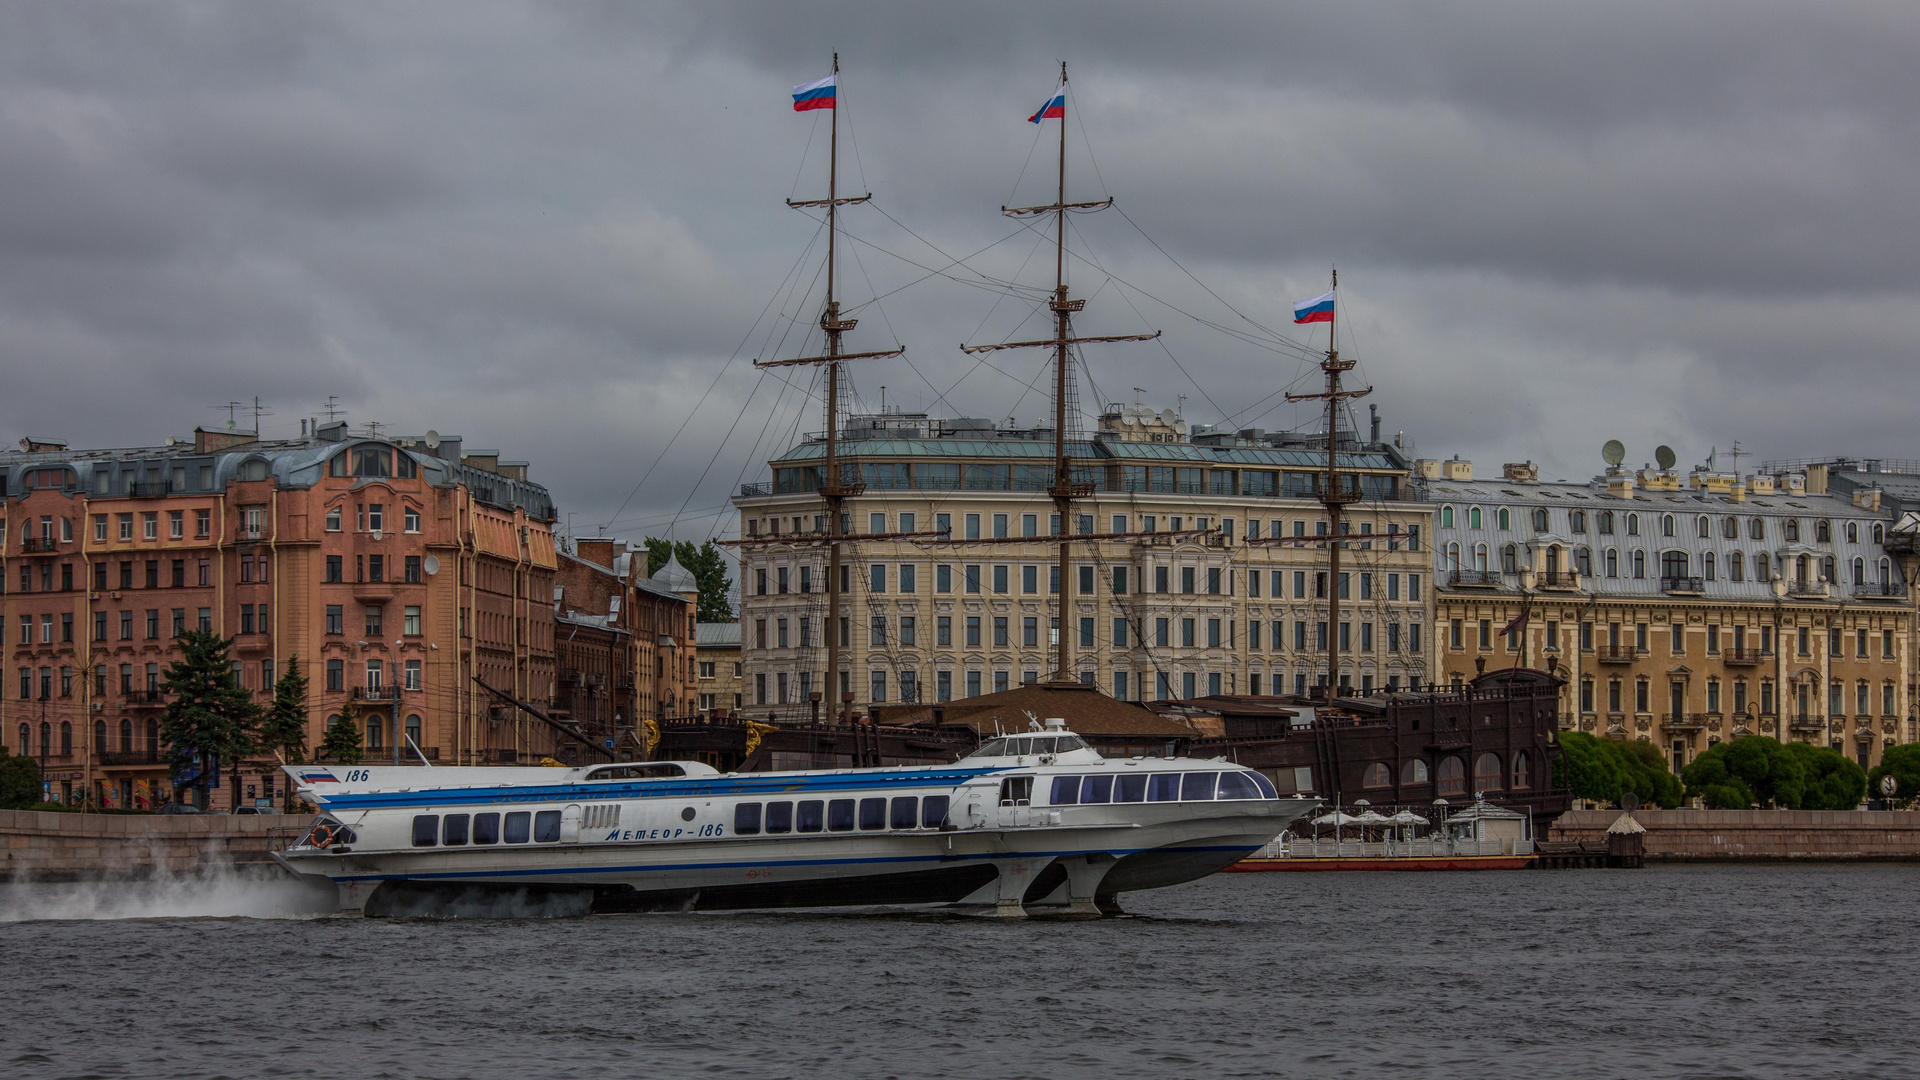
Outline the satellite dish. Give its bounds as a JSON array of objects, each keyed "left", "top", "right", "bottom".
[
  {"left": 423, "top": 429, "right": 441, "bottom": 450},
  {"left": 1655, "top": 445, "right": 1677, "bottom": 471},
  {"left": 1121, "top": 407, "right": 1139, "bottom": 424},
  {"left": 423, "top": 555, "right": 440, "bottom": 576},
  {"left": 1601, "top": 440, "right": 1626, "bottom": 467},
  {"left": 1173, "top": 421, "right": 1188, "bottom": 435},
  {"left": 1159, "top": 409, "right": 1177, "bottom": 426},
  {"left": 370, "top": 529, "right": 383, "bottom": 542}
]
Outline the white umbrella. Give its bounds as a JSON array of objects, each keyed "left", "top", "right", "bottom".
[
  {"left": 1310, "top": 811, "right": 1359, "bottom": 829},
  {"left": 1388, "top": 811, "right": 1427, "bottom": 827},
  {"left": 1352, "top": 811, "right": 1393, "bottom": 826}
]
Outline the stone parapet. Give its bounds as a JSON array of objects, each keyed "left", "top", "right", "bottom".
[
  {"left": 0, "top": 809, "right": 306, "bottom": 881},
  {"left": 1550, "top": 808, "right": 1920, "bottom": 861}
]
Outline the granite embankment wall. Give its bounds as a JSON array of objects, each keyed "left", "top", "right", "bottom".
[
  {"left": 0, "top": 809, "right": 305, "bottom": 881},
  {"left": 1551, "top": 809, "right": 1920, "bottom": 861}
]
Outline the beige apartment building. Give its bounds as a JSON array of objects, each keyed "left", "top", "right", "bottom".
[
  {"left": 1420, "top": 457, "right": 1916, "bottom": 773},
  {"left": 732, "top": 408, "right": 1434, "bottom": 718}
]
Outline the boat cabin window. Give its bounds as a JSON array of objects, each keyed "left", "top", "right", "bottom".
[
  {"left": 766, "top": 801, "right": 794, "bottom": 833},
  {"left": 998, "top": 776, "right": 1033, "bottom": 806},
  {"left": 473, "top": 812, "right": 501, "bottom": 845},
  {"left": 921, "top": 795, "right": 949, "bottom": 828},
  {"left": 968, "top": 734, "right": 1088, "bottom": 758},
  {"left": 411, "top": 815, "right": 439, "bottom": 847},
  {"left": 859, "top": 798, "right": 887, "bottom": 830},
  {"left": 828, "top": 799, "right": 857, "bottom": 832},
  {"left": 797, "top": 800, "right": 824, "bottom": 833},
  {"left": 504, "top": 811, "right": 531, "bottom": 844},
  {"left": 443, "top": 813, "right": 470, "bottom": 846},
  {"left": 1147, "top": 775, "right": 1181, "bottom": 802},
  {"left": 1248, "top": 772, "right": 1279, "bottom": 799},
  {"left": 1115, "top": 775, "right": 1148, "bottom": 802},
  {"left": 583, "top": 762, "right": 691, "bottom": 781},
  {"left": 736, "top": 803, "right": 762, "bottom": 835},
  {"left": 1215, "top": 772, "right": 1263, "bottom": 800},
  {"left": 890, "top": 797, "right": 918, "bottom": 829},
  {"left": 1051, "top": 777, "right": 1079, "bottom": 805},
  {"left": 534, "top": 810, "right": 562, "bottom": 843},
  {"left": 1080, "top": 776, "right": 1113, "bottom": 804},
  {"left": 1181, "top": 773, "right": 1218, "bottom": 801},
  {"left": 972, "top": 738, "right": 1009, "bottom": 757}
]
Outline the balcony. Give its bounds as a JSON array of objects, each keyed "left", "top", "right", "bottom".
[
  {"left": 20, "top": 536, "right": 54, "bottom": 553},
  {"left": 1595, "top": 645, "right": 1639, "bottom": 664},
  {"left": 1661, "top": 576, "right": 1705, "bottom": 595},
  {"left": 128, "top": 480, "right": 172, "bottom": 498},
  {"left": 99, "top": 748, "right": 162, "bottom": 766},
  {"left": 125, "top": 690, "right": 168, "bottom": 707},
  {"left": 1721, "top": 647, "right": 1771, "bottom": 666},
  {"left": 1538, "top": 570, "right": 1583, "bottom": 591},
  {"left": 1787, "top": 580, "right": 1828, "bottom": 598},
  {"left": 1448, "top": 570, "right": 1502, "bottom": 588},
  {"left": 1661, "top": 713, "right": 1709, "bottom": 733},
  {"left": 1854, "top": 582, "right": 1907, "bottom": 600},
  {"left": 351, "top": 686, "right": 402, "bottom": 703},
  {"left": 1787, "top": 715, "right": 1828, "bottom": 734},
  {"left": 739, "top": 482, "right": 773, "bottom": 498}
]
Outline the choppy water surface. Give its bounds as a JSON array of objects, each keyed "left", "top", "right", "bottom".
[{"left": 1, "top": 865, "right": 1911, "bottom": 1079}]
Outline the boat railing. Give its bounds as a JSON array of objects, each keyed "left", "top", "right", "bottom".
[{"left": 1268, "top": 836, "right": 1531, "bottom": 859}]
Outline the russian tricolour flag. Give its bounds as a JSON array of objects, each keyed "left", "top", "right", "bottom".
[
  {"left": 793, "top": 74, "right": 836, "bottom": 112},
  {"left": 1029, "top": 82, "right": 1065, "bottom": 123},
  {"left": 1293, "top": 291, "right": 1335, "bottom": 324}
]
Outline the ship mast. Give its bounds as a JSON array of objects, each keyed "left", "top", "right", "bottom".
[
  {"left": 962, "top": 62, "right": 1159, "bottom": 683},
  {"left": 753, "top": 53, "right": 902, "bottom": 723},
  {"left": 1286, "top": 270, "right": 1370, "bottom": 694}
]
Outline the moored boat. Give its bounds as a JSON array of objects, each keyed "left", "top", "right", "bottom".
[{"left": 275, "top": 719, "right": 1318, "bottom": 916}]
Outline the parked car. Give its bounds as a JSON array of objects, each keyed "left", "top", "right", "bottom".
[
  {"left": 155, "top": 803, "right": 201, "bottom": 815},
  {"left": 231, "top": 806, "right": 271, "bottom": 816}
]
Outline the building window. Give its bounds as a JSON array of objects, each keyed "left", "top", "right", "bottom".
[
  {"left": 1436, "top": 756, "right": 1467, "bottom": 796},
  {"left": 326, "top": 660, "right": 344, "bottom": 692}
]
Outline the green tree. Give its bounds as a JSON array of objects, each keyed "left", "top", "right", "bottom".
[
  {"left": 1554, "top": 732, "right": 1626, "bottom": 804},
  {"left": 0, "top": 747, "right": 43, "bottom": 809},
  {"left": 1617, "top": 739, "right": 1685, "bottom": 809},
  {"left": 258, "top": 656, "right": 312, "bottom": 812},
  {"left": 159, "top": 629, "right": 262, "bottom": 810},
  {"left": 1784, "top": 742, "right": 1867, "bottom": 810},
  {"left": 1680, "top": 748, "right": 1756, "bottom": 809},
  {"left": 319, "top": 715, "right": 364, "bottom": 765},
  {"left": 644, "top": 537, "right": 734, "bottom": 623},
  {"left": 1868, "top": 743, "right": 1920, "bottom": 808}
]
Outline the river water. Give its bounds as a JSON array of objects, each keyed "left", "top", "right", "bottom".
[{"left": 0, "top": 864, "right": 1909, "bottom": 1079}]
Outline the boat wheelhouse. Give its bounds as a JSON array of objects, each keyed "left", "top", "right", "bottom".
[{"left": 275, "top": 719, "right": 1316, "bottom": 916}]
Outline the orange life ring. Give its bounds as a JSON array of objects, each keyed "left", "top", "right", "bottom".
[{"left": 311, "top": 824, "right": 335, "bottom": 849}]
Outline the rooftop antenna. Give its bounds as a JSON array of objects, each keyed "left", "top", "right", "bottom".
[
  {"left": 1176, "top": 394, "right": 1187, "bottom": 419},
  {"left": 320, "top": 396, "right": 344, "bottom": 422},
  {"left": 1726, "top": 440, "right": 1747, "bottom": 475},
  {"left": 1133, "top": 386, "right": 1146, "bottom": 409},
  {"left": 363, "top": 420, "right": 384, "bottom": 438},
  {"left": 250, "top": 396, "right": 272, "bottom": 436},
  {"left": 210, "top": 401, "right": 243, "bottom": 431}
]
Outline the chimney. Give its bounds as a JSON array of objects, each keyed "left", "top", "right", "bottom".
[
  {"left": 1369, "top": 404, "right": 1381, "bottom": 445},
  {"left": 575, "top": 537, "right": 617, "bottom": 569}
]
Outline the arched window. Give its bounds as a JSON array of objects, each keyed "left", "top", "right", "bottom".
[
  {"left": 1436, "top": 756, "right": 1467, "bottom": 796},
  {"left": 1532, "top": 508, "right": 1549, "bottom": 531},
  {"left": 60, "top": 722, "right": 72, "bottom": 756},
  {"left": 1756, "top": 552, "right": 1770, "bottom": 580},
  {"left": 1473, "top": 752, "right": 1503, "bottom": 792},
  {"left": 1632, "top": 550, "right": 1646, "bottom": 578},
  {"left": 1626, "top": 513, "right": 1641, "bottom": 536},
  {"left": 1847, "top": 522, "right": 1859, "bottom": 543},
  {"left": 16, "top": 723, "right": 27, "bottom": 755},
  {"left": 145, "top": 718, "right": 158, "bottom": 752},
  {"left": 1874, "top": 523, "right": 1885, "bottom": 543},
  {"left": 1440, "top": 505, "right": 1455, "bottom": 528},
  {"left": 1880, "top": 558, "right": 1893, "bottom": 584},
  {"left": 1501, "top": 544, "right": 1519, "bottom": 574},
  {"left": 239, "top": 458, "right": 271, "bottom": 482},
  {"left": 93, "top": 719, "right": 106, "bottom": 752},
  {"left": 1661, "top": 514, "right": 1675, "bottom": 537},
  {"left": 1795, "top": 555, "right": 1809, "bottom": 583},
  {"left": 1723, "top": 516, "right": 1738, "bottom": 539},
  {"left": 1400, "top": 759, "right": 1430, "bottom": 784},
  {"left": 1703, "top": 551, "right": 1716, "bottom": 581},
  {"left": 1661, "top": 550, "right": 1689, "bottom": 580},
  {"left": 1750, "top": 517, "right": 1765, "bottom": 540},
  {"left": 1575, "top": 546, "right": 1593, "bottom": 576},
  {"left": 1605, "top": 549, "right": 1619, "bottom": 578},
  {"left": 1816, "top": 520, "right": 1831, "bottom": 542},
  {"left": 39, "top": 722, "right": 50, "bottom": 756},
  {"left": 1598, "top": 511, "right": 1615, "bottom": 535},
  {"left": 1570, "top": 509, "right": 1586, "bottom": 533},
  {"left": 1446, "top": 542, "right": 1462, "bottom": 571},
  {"left": 119, "top": 719, "right": 133, "bottom": 753},
  {"left": 406, "top": 714, "right": 422, "bottom": 746},
  {"left": 1362, "top": 762, "right": 1392, "bottom": 789},
  {"left": 1822, "top": 556, "right": 1835, "bottom": 583},
  {"left": 367, "top": 716, "right": 385, "bottom": 749},
  {"left": 1729, "top": 551, "right": 1744, "bottom": 582},
  {"left": 1496, "top": 507, "right": 1511, "bottom": 531},
  {"left": 1697, "top": 516, "right": 1711, "bottom": 538},
  {"left": 1473, "top": 543, "right": 1489, "bottom": 572},
  {"left": 1512, "top": 751, "right": 1531, "bottom": 790},
  {"left": 1785, "top": 519, "right": 1800, "bottom": 542},
  {"left": 1853, "top": 557, "right": 1865, "bottom": 584},
  {"left": 1468, "top": 507, "right": 1483, "bottom": 529}
]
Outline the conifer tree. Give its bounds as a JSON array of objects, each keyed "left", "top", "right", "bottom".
[
  {"left": 159, "top": 629, "right": 262, "bottom": 810},
  {"left": 319, "top": 715, "right": 364, "bottom": 766},
  {"left": 258, "top": 656, "right": 312, "bottom": 812}
]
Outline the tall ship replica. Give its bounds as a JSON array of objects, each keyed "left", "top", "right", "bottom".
[{"left": 276, "top": 60, "right": 1317, "bottom": 916}]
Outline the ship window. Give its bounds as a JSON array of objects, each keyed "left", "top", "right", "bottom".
[
  {"left": 890, "top": 797, "right": 919, "bottom": 830},
  {"left": 1080, "top": 775, "right": 1113, "bottom": 804},
  {"left": 1401, "top": 759, "right": 1430, "bottom": 784},
  {"left": 970, "top": 738, "right": 1009, "bottom": 758},
  {"left": 1147, "top": 774, "right": 1181, "bottom": 802},
  {"left": 411, "top": 815, "right": 439, "bottom": 847},
  {"left": 473, "top": 813, "right": 500, "bottom": 845},
  {"left": 796, "top": 800, "right": 824, "bottom": 832},
  {"left": 504, "top": 811, "right": 531, "bottom": 844},
  {"left": 1180, "top": 772, "right": 1218, "bottom": 801},
  {"left": 1436, "top": 757, "right": 1468, "bottom": 797},
  {"left": 1115, "top": 774, "right": 1148, "bottom": 802},
  {"left": 1474, "top": 753, "right": 1504, "bottom": 792},
  {"left": 735, "top": 802, "right": 762, "bottom": 835},
  {"left": 1051, "top": 776, "right": 1080, "bottom": 805},
  {"left": 858, "top": 798, "right": 887, "bottom": 830},
  {"left": 1217, "top": 772, "right": 1263, "bottom": 800},
  {"left": 1362, "top": 762, "right": 1392, "bottom": 789},
  {"left": 1249, "top": 772, "right": 1279, "bottom": 799},
  {"left": 766, "top": 801, "right": 794, "bottom": 833},
  {"left": 442, "top": 814, "right": 469, "bottom": 846},
  {"left": 828, "top": 799, "right": 857, "bottom": 831},
  {"left": 921, "top": 796, "right": 949, "bottom": 828},
  {"left": 533, "top": 810, "right": 562, "bottom": 843}
]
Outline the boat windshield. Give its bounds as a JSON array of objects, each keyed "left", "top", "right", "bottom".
[{"left": 968, "top": 734, "right": 1088, "bottom": 758}]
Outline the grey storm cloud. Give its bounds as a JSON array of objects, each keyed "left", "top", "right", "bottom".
[{"left": 1, "top": 1, "right": 1915, "bottom": 545}]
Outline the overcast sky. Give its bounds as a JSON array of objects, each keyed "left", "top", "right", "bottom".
[{"left": 4, "top": 2, "right": 1917, "bottom": 546}]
